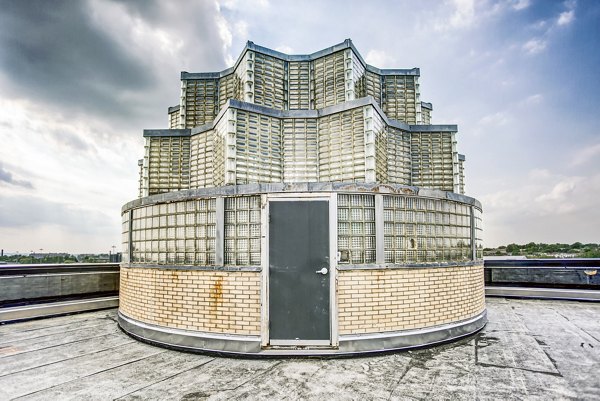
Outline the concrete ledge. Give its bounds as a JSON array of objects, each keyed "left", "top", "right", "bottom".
[
  {"left": 0, "top": 296, "right": 119, "bottom": 323},
  {"left": 338, "top": 310, "right": 487, "bottom": 353}
]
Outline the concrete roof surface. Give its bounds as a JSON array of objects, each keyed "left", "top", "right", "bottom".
[{"left": 0, "top": 297, "right": 598, "bottom": 400}]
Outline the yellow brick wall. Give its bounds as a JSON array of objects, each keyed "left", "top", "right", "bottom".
[
  {"left": 119, "top": 267, "right": 261, "bottom": 335},
  {"left": 337, "top": 264, "right": 485, "bottom": 335}
]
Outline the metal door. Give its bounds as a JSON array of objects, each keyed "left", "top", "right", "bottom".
[{"left": 269, "top": 200, "right": 330, "bottom": 344}]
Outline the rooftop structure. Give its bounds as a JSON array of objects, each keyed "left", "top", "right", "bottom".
[{"left": 120, "top": 40, "right": 484, "bottom": 355}]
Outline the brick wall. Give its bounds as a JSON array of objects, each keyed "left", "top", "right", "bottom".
[
  {"left": 337, "top": 264, "right": 485, "bottom": 335},
  {"left": 119, "top": 267, "right": 261, "bottom": 335}
]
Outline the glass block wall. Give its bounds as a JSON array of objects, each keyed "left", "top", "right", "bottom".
[
  {"left": 337, "top": 194, "right": 376, "bottom": 264},
  {"left": 381, "top": 195, "right": 472, "bottom": 264},
  {"left": 224, "top": 196, "right": 261, "bottom": 266},
  {"left": 312, "top": 51, "right": 346, "bottom": 109},
  {"left": 182, "top": 78, "right": 218, "bottom": 127},
  {"left": 129, "top": 199, "right": 216, "bottom": 265},
  {"left": 168, "top": 106, "right": 180, "bottom": 129},
  {"left": 190, "top": 130, "right": 214, "bottom": 189},
  {"left": 387, "top": 126, "right": 411, "bottom": 184},
  {"left": 146, "top": 136, "right": 191, "bottom": 195},
  {"left": 253, "top": 52, "right": 287, "bottom": 110},
  {"left": 288, "top": 61, "right": 310, "bottom": 110},
  {"left": 474, "top": 207, "right": 483, "bottom": 259},
  {"left": 122, "top": 211, "right": 130, "bottom": 263},
  {"left": 282, "top": 118, "right": 318, "bottom": 182},
  {"left": 410, "top": 131, "right": 456, "bottom": 192},
  {"left": 123, "top": 191, "right": 481, "bottom": 268},
  {"left": 382, "top": 75, "right": 419, "bottom": 124},
  {"left": 319, "top": 108, "right": 366, "bottom": 182},
  {"left": 235, "top": 111, "right": 282, "bottom": 184}
]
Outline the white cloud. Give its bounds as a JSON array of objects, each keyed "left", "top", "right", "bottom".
[
  {"left": 511, "top": 0, "right": 530, "bottom": 11},
  {"left": 434, "top": 0, "right": 475, "bottom": 31},
  {"left": 522, "top": 38, "right": 547, "bottom": 55},
  {"left": 557, "top": 10, "right": 575, "bottom": 26},
  {"left": 520, "top": 94, "right": 544, "bottom": 106},
  {"left": 480, "top": 171, "right": 600, "bottom": 246},
  {"left": 365, "top": 49, "right": 395, "bottom": 68}
]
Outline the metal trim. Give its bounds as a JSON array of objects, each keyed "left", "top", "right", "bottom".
[
  {"left": 270, "top": 339, "right": 330, "bottom": 346},
  {"left": 338, "top": 310, "right": 487, "bottom": 353},
  {"left": 118, "top": 312, "right": 262, "bottom": 354},
  {"left": 117, "top": 309, "right": 486, "bottom": 356}
]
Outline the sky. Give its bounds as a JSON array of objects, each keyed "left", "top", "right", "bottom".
[{"left": 0, "top": 0, "right": 599, "bottom": 253}]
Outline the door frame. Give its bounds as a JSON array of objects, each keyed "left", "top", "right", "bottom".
[{"left": 260, "top": 192, "right": 338, "bottom": 348}]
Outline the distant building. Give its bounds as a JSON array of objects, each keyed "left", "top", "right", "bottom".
[{"left": 119, "top": 39, "right": 485, "bottom": 355}]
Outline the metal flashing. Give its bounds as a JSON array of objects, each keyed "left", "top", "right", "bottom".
[{"left": 143, "top": 129, "right": 190, "bottom": 137}]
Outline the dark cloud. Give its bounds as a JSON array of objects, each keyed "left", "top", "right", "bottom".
[
  {"left": 0, "top": 0, "right": 229, "bottom": 131},
  {"left": 0, "top": 0, "right": 152, "bottom": 118},
  {"left": 0, "top": 163, "right": 33, "bottom": 189}
]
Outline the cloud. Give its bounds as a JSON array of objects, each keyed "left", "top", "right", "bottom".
[
  {"left": 365, "top": 49, "right": 396, "bottom": 68},
  {"left": 557, "top": 10, "right": 575, "bottom": 26},
  {"left": 0, "top": 163, "right": 33, "bottom": 189},
  {"left": 478, "top": 111, "right": 511, "bottom": 127},
  {"left": 570, "top": 142, "right": 600, "bottom": 167},
  {"left": 510, "top": 0, "right": 530, "bottom": 11},
  {"left": 0, "top": 0, "right": 152, "bottom": 118},
  {"left": 522, "top": 38, "right": 547, "bottom": 55},
  {"left": 0, "top": 194, "right": 112, "bottom": 233},
  {"left": 480, "top": 171, "right": 600, "bottom": 246},
  {"left": 520, "top": 94, "right": 543, "bottom": 106}
]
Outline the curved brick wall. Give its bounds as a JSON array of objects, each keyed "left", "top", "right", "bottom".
[
  {"left": 119, "top": 267, "right": 261, "bottom": 335},
  {"left": 337, "top": 264, "right": 485, "bottom": 335}
]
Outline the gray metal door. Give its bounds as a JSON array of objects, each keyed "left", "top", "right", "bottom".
[{"left": 269, "top": 200, "right": 330, "bottom": 343}]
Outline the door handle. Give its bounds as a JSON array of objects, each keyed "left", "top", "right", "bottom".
[{"left": 315, "top": 267, "right": 328, "bottom": 275}]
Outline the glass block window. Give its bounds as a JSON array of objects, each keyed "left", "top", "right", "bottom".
[
  {"left": 122, "top": 211, "right": 130, "bottom": 263},
  {"left": 338, "top": 194, "right": 376, "bottom": 264},
  {"left": 225, "top": 196, "right": 261, "bottom": 266},
  {"left": 129, "top": 199, "right": 216, "bottom": 265},
  {"left": 474, "top": 207, "right": 483, "bottom": 260},
  {"left": 383, "top": 195, "right": 472, "bottom": 264}
]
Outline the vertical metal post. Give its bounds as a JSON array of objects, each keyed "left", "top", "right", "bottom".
[
  {"left": 375, "top": 194, "right": 385, "bottom": 264},
  {"left": 470, "top": 206, "right": 476, "bottom": 261},
  {"left": 215, "top": 197, "right": 225, "bottom": 266}
]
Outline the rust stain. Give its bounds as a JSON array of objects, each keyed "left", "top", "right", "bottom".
[{"left": 209, "top": 277, "right": 224, "bottom": 308}]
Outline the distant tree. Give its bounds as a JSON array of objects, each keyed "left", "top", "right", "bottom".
[{"left": 506, "top": 243, "right": 520, "bottom": 255}]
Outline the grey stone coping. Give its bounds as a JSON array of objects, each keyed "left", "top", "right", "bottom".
[
  {"left": 337, "top": 261, "right": 483, "bottom": 271},
  {"left": 122, "top": 182, "right": 482, "bottom": 213},
  {"left": 122, "top": 264, "right": 261, "bottom": 272},
  {"left": 120, "top": 262, "right": 482, "bottom": 272}
]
